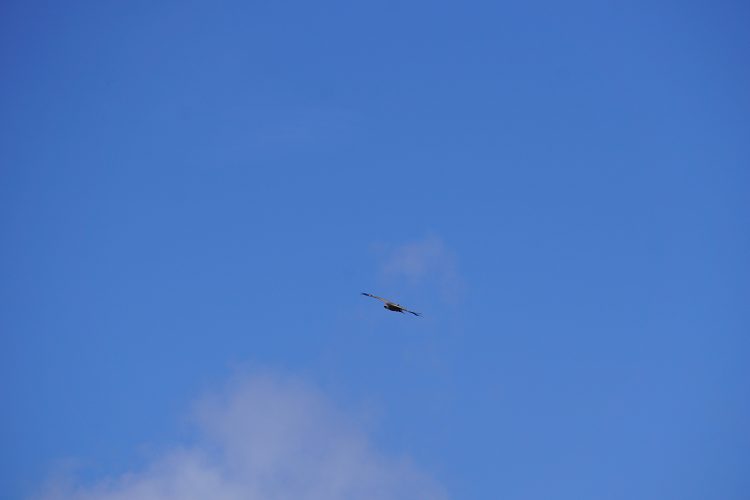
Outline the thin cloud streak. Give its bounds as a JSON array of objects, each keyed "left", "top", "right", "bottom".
[{"left": 35, "top": 373, "right": 447, "bottom": 500}]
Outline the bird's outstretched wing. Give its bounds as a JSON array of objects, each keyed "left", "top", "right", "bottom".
[
  {"left": 361, "top": 292, "right": 423, "bottom": 317},
  {"left": 361, "top": 292, "right": 390, "bottom": 304}
]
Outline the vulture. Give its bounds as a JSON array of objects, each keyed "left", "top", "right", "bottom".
[{"left": 361, "top": 292, "right": 422, "bottom": 316}]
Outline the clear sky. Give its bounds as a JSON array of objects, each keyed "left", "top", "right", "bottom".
[{"left": 2, "top": 1, "right": 748, "bottom": 499}]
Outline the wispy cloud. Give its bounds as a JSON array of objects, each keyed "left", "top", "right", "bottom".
[
  {"left": 376, "top": 236, "right": 465, "bottom": 303},
  {"left": 35, "top": 372, "right": 447, "bottom": 500}
]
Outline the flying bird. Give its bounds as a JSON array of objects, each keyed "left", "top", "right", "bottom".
[{"left": 361, "top": 293, "right": 422, "bottom": 316}]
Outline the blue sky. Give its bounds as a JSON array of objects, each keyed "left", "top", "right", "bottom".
[{"left": 2, "top": 1, "right": 748, "bottom": 498}]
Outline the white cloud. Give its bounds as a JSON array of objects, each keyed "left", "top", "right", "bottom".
[
  {"left": 35, "top": 372, "right": 447, "bottom": 500},
  {"left": 377, "top": 236, "right": 464, "bottom": 303}
]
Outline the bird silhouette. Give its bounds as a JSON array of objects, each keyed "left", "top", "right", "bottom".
[{"left": 361, "top": 292, "right": 422, "bottom": 316}]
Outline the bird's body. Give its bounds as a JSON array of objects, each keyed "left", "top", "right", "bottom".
[{"left": 361, "top": 292, "right": 422, "bottom": 316}]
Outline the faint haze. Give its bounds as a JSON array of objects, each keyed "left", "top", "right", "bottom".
[{"left": 375, "top": 236, "right": 465, "bottom": 304}]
